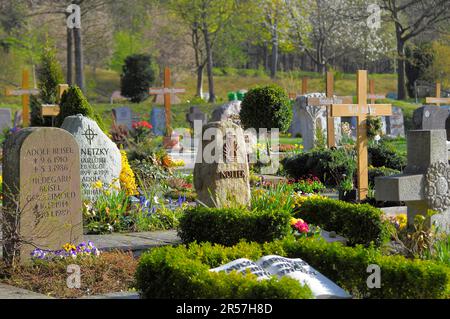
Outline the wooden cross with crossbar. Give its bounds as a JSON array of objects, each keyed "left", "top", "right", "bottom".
[
  {"left": 5, "top": 69, "right": 39, "bottom": 127},
  {"left": 149, "top": 67, "right": 185, "bottom": 137},
  {"left": 425, "top": 82, "right": 450, "bottom": 106},
  {"left": 330, "top": 70, "right": 392, "bottom": 201}
]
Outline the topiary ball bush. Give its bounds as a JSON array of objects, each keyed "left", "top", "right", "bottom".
[
  {"left": 240, "top": 85, "right": 293, "bottom": 132},
  {"left": 56, "top": 85, "right": 105, "bottom": 130}
]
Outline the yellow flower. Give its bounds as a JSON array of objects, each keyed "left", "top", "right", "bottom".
[
  {"left": 396, "top": 214, "right": 407, "bottom": 230},
  {"left": 119, "top": 150, "right": 138, "bottom": 196},
  {"left": 93, "top": 180, "right": 103, "bottom": 189},
  {"left": 63, "top": 243, "right": 76, "bottom": 252}
]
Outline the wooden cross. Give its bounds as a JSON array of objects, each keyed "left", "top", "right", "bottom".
[
  {"left": 5, "top": 69, "right": 39, "bottom": 127},
  {"left": 149, "top": 67, "right": 185, "bottom": 136},
  {"left": 301, "top": 77, "right": 308, "bottom": 95},
  {"left": 426, "top": 82, "right": 450, "bottom": 106},
  {"left": 330, "top": 70, "right": 392, "bottom": 201},
  {"left": 41, "top": 84, "right": 69, "bottom": 123},
  {"left": 368, "top": 79, "right": 386, "bottom": 104},
  {"left": 307, "top": 72, "right": 353, "bottom": 148}
]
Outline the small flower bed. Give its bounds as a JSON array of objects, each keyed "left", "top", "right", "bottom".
[
  {"left": 31, "top": 241, "right": 100, "bottom": 260},
  {"left": 131, "top": 120, "right": 153, "bottom": 143},
  {"left": 289, "top": 175, "right": 325, "bottom": 194},
  {"left": 0, "top": 251, "right": 137, "bottom": 299}
]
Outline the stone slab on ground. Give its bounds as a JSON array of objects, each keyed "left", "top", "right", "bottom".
[
  {"left": 380, "top": 206, "right": 407, "bottom": 216},
  {"left": 0, "top": 283, "right": 54, "bottom": 299},
  {"left": 86, "top": 230, "right": 181, "bottom": 256}
]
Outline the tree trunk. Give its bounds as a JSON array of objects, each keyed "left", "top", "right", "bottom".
[
  {"left": 396, "top": 35, "right": 407, "bottom": 100},
  {"left": 196, "top": 64, "right": 204, "bottom": 98},
  {"left": 264, "top": 42, "right": 269, "bottom": 72},
  {"left": 73, "top": 27, "right": 85, "bottom": 92},
  {"left": 67, "top": 27, "right": 74, "bottom": 85},
  {"left": 270, "top": 29, "right": 278, "bottom": 78},
  {"left": 203, "top": 26, "right": 215, "bottom": 103}
]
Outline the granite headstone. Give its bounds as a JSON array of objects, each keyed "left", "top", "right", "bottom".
[{"left": 61, "top": 115, "right": 122, "bottom": 201}]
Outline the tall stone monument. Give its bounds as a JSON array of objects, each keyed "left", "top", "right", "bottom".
[
  {"left": 194, "top": 121, "right": 251, "bottom": 208},
  {"left": 375, "top": 130, "right": 450, "bottom": 232},
  {"left": 2, "top": 128, "right": 82, "bottom": 263},
  {"left": 61, "top": 115, "right": 122, "bottom": 201}
]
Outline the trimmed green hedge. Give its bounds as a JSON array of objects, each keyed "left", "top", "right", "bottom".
[
  {"left": 281, "top": 237, "right": 450, "bottom": 299},
  {"left": 178, "top": 207, "right": 291, "bottom": 246},
  {"left": 294, "top": 197, "right": 389, "bottom": 247},
  {"left": 136, "top": 238, "right": 450, "bottom": 299},
  {"left": 135, "top": 242, "right": 314, "bottom": 299}
]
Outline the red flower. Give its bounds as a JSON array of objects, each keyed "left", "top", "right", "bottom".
[{"left": 133, "top": 121, "right": 153, "bottom": 130}]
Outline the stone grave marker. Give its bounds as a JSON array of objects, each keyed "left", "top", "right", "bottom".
[
  {"left": 386, "top": 106, "right": 405, "bottom": 137},
  {"left": 0, "top": 108, "right": 12, "bottom": 132},
  {"left": 194, "top": 121, "right": 251, "bottom": 208},
  {"left": 150, "top": 107, "right": 166, "bottom": 136},
  {"left": 186, "top": 106, "right": 208, "bottom": 129},
  {"left": 112, "top": 106, "right": 133, "bottom": 131},
  {"left": 210, "top": 100, "right": 242, "bottom": 125},
  {"left": 412, "top": 106, "right": 449, "bottom": 132},
  {"left": 2, "top": 127, "right": 82, "bottom": 263},
  {"left": 61, "top": 115, "right": 122, "bottom": 201},
  {"left": 375, "top": 130, "right": 450, "bottom": 232},
  {"left": 291, "top": 93, "right": 342, "bottom": 151}
]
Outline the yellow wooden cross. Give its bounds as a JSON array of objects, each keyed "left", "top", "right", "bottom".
[
  {"left": 330, "top": 70, "right": 392, "bottom": 201},
  {"left": 149, "top": 67, "right": 186, "bottom": 137},
  {"left": 368, "top": 79, "right": 386, "bottom": 104},
  {"left": 426, "top": 82, "right": 450, "bottom": 106},
  {"left": 5, "top": 69, "right": 39, "bottom": 127},
  {"left": 41, "top": 84, "right": 69, "bottom": 120},
  {"left": 301, "top": 77, "right": 308, "bottom": 95}
]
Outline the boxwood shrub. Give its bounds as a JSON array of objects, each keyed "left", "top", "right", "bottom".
[
  {"left": 281, "top": 148, "right": 356, "bottom": 187},
  {"left": 136, "top": 238, "right": 450, "bottom": 299},
  {"left": 294, "top": 196, "right": 389, "bottom": 247},
  {"left": 178, "top": 207, "right": 291, "bottom": 246},
  {"left": 135, "top": 242, "right": 314, "bottom": 299}
]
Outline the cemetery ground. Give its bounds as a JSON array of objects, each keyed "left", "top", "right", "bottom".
[{"left": 1, "top": 69, "right": 450, "bottom": 300}]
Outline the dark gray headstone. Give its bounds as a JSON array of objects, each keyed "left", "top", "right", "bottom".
[
  {"left": 113, "top": 107, "right": 133, "bottom": 130},
  {"left": 150, "top": 107, "right": 166, "bottom": 136},
  {"left": 187, "top": 106, "right": 208, "bottom": 128},
  {"left": 386, "top": 107, "right": 405, "bottom": 137},
  {"left": 412, "top": 106, "right": 450, "bottom": 131},
  {"left": 0, "top": 108, "right": 12, "bottom": 132},
  {"left": 210, "top": 101, "right": 241, "bottom": 125}
]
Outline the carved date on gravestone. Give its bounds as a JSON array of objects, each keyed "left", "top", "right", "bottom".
[{"left": 2, "top": 128, "right": 82, "bottom": 262}]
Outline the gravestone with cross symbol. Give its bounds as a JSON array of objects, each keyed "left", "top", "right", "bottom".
[
  {"left": 330, "top": 70, "right": 392, "bottom": 201},
  {"left": 61, "top": 115, "right": 122, "bottom": 201},
  {"left": 375, "top": 130, "right": 450, "bottom": 232},
  {"left": 5, "top": 69, "right": 39, "bottom": 127},
  {"left": 186, "top": 106, "right": 208, "bottom": 129},
  {"left": 149, "top": 67, "right": 186, "bottom": 137}
]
